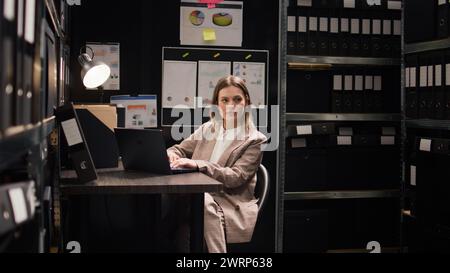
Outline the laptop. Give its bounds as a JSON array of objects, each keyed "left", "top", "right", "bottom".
[{"left": 114, "top": 128, "right": 197, "bottom": 175}]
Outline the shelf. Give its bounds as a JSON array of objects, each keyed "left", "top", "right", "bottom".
[
  {"left": 286, "top": 113, "right": 402, "bottom": 122},
  {"left": 284, "top": 190, "right": 400, "bottom": 201},
  {"left": 45, "top": 0, "right": 64, "bottom": 39},
  {"left": 405, "top": 119, "right": 450, "bottom": 130},
  {"left": 405, "top": 37, "right": 450, "bottom": 54},
  {"left": 287, "top": 55, "right": 400, "bottom": 67},
  {"left": 0, "top": 117, "right": 56, "bottom": 172}
]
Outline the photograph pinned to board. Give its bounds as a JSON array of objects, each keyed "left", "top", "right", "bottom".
[
  {"left": 233, "top": 62, "right": 266, "bottom": 107},
  {"left": 86, "top": 42, "right": 120, "bottom": 90},
  {"left": 180, "top": 0, "right": 243, "bottom": 47},
  {"left": 110, "top": 95, "right": 158, "bottom": 128},
  {"left": 197, "top": 61, "right": 231, "bottom": 107},
  {"left": 162, "top": 60, "right": 197, "bottom": 109}
]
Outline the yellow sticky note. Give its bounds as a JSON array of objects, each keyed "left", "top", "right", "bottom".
[{"left": 203, "top": 28, "right": 216, "bottom": 41}]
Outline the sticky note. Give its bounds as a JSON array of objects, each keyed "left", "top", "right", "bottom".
[{"left": 203, "top": 28, "right": 216, "bottom": 41}]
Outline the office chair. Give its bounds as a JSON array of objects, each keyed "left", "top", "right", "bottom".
[{"left": 227, "top": 164, "right": 270, "bottom": 252}]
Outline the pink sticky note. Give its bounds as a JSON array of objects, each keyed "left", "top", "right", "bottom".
[{"left": 207, "top": 3, "right": 215, "bottom": 8}]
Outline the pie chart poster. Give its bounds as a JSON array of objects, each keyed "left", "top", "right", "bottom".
[{"left": 180, "top": 0, "right": 243, "bottom": 47}]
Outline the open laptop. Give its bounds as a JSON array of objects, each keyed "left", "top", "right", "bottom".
[{"left": 114, "top": 128, "right": 197, "bottom": 175}]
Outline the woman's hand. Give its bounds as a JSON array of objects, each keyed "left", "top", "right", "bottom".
[
  {"left": 167, "top": 151, "right": 180, "bottom": 164},
  {"left": 170, "top": 158, "right": 198, "bottom": 170}
]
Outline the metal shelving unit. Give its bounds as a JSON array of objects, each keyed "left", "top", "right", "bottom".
[
  {"left": 277, "top": 0, "right": 403, "bottom": 253},
  {"left": 405, "top": 119, "right": 450, "bottom": 130},
  {"left": 286, "top": 113, "right": 401, "bottom": 122},
  {"left": 405, "top": 37, "right": 450, "bottom": 54},
  {"left": 284, "top": 190, "right": 400, "bottom": 201},
  {"left": 287, "top": 55, "right": 401, "bottom": 66}
]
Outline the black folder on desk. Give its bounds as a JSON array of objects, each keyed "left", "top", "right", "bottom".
[
  {"left": 75, "top": 106, "right": 119, "bottom": 169},
  {"left": 56, "top": 104, "right": 97, "bottom": 183}
]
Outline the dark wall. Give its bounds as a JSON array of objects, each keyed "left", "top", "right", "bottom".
[{"left": 68, "top": 0, "right": 279, "bottom": 252}]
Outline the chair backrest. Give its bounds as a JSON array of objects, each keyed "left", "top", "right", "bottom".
[{"left": 254, "top": 164, "right": 270, "bottom": 215}]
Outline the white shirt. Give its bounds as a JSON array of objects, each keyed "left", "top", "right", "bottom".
[{"left": 209, "top": 124, "right": 245, "bottom": 164}]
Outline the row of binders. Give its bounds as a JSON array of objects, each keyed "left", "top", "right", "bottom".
[
  {"left": 295, "top": 0, "right": 402, "bottom": 10},
  {"left": 0, "top": 0, "right": 56, "bottom": 136},
  {"left": 288, "top": 0, "right": 401, "bottom": 57},
  {"left": 285, "top": 122, "right": 399, "bottom": 191},
  {"left": 405, "top": 0, "right": 450, "bottom": 43},
  {"left": 287, "top": 123, "right": 397, "bottom": 148},
  {"left": 287, "top": 69, "right": 400, "bottom": 114},
  {"left": 405, "top": 51, "right": 450, "bottom": 120}
]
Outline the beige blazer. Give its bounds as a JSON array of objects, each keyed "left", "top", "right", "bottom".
[{"left": 167, "top": 121, "right": 267, "bottom": 243}]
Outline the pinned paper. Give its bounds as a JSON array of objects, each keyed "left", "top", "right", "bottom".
[
  {"left": 198, "top": 0, "right": 224, "bottom": 8},
  {"left": 203, "top": 28, "right": 216, "bottom": 41}
]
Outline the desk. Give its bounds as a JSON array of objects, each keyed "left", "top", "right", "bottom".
[{"left": 59, "top": 166, "right": 222, "bottom": 252}]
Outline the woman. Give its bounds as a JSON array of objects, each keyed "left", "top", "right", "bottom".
[{"left": 167, "top": 75, "right": 267, "bottom": 253}]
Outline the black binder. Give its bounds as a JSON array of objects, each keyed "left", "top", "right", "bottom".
[
  {"left": 0, "top": 0, "right": 17, "bottom": 132},
  {"left": 343, "top": 73, "right": 353, "bottom": 112},
  {"left": 349, "top": 17, "right": 361, "bottom": 57},
  {"left": 56, "top": 104, "right": 98, "bottom": 183},
  {"left": 307, "top": 11, "right": 319, "bottom": 55},
  {"left": 297, "top": 9, "right": 308, "bottom": 55},
  {"left": 406, "top": 55, "right": 419, "bottom": 118},
  {"left": 45, "top": 23, "right": 57, "bottom": 118},
  {"left": 15, "top": 0, "right": 25, "bottom": 126},
  {"left": 353, "top": 74, "right": 364, "bottom": 112},
  {"left": 361, "top": 18, "right": 371, "bottom": 57},
  {"left": 371, "top": 18, "right": 383, "bottom": 57},
  {"left": 418, "top": 56, "right": 429, "bottom": 118},
  {"left": 404, "top": 0, "right": 435, "bottom": 43},
  {"left": 433, "top": 53, "right": 445, "bottom": 119},
  {"left": 382, "top": 19, "right": 393, "bottom": 57},
  {"left": 339, "top": 16, "right": 350, "bottom": 56},
  {"left": 76, "top": 108, "right": 120, "bottom": 169},
  {"left": 363, "top": 74, "right": 375, "bottom": 113},
  {"left": 373, "top": 75, "right": 383, "bottom": 112},
  {"left": 287, "top": 5, "right": 297, "bottom": 55},
  {"left": 318, "top": 15, "right": 329, "bottom": 55},
  {"left": 331, "top": 74, "right": 343, "bottom": 112},
  {"left": 445, "top": 50, "right": 450, "bottom": 119},
  {"left": 329, "top": 16, "right": 340, "bottom": 56}
]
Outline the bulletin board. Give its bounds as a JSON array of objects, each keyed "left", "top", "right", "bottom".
[{"left": 161, "top": 46, "right": 269, "bottom": 127}]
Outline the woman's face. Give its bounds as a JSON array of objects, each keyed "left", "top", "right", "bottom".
[{"left": 217, "top": 86, "right": 247, "bottom": 127}]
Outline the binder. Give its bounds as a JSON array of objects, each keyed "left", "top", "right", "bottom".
[
  {"left": 307, "top": 12, "right": 319, "bottom": 55},
  {"left": 318, "top": 15, "right": 329, "bottom": 55},
  {"left": 382, "top": 19, "right": 393, "bottom": 57},
  {"left": 353, "top": 75, "right": 364, "bottom": 112},
  {"left": 329, "top": 16, "right": 340, "bottom": 56},
  {"left": 363, "top": 74, "right": 374, "bottom": 112},
  {"left": 406, "top": 55, "right": 419, "bottom": 118},
  {"left": 23, "top": 0, "right": 37, "bottom": 125},
  {"left": 55, "top": 103, "right": 98, "bottom": 183},
  {"left": 75, "top": 105, "right": 120, "bottom": 169},
  {"left": 433, "top": 55, "right": 445, "bottom": 119},
  {"left": 373, "top": 75, "right": 383, "bottom": 112},
  {"left": 331, "top": 74, "right": 343, "bottom": 112},
  {"left": 288, "top": 123, "right": 336, "bottom": 137},
  {"left": 445, "top": 51, "right": 450, "bottom": 119},
  {"left": 297, "top": 10, "right": 308, "bottom": 55},
  {"left": 45, "top": 23, "right": 57, "bottom": 118},
  {"left": 436, "top": 0, "right": 449, "bottom": 39},
  {"left": 418, "top": 62, "right": 429, "bottom": 118},
  {"left": 343, "top": 74, "right": 353, "bottom": 112},
  {"left": 349, "top": 17, "right": 361, "bottom": 56},
  {"left": 0, "top": 0, "right": 17, "bottom": 132},
  {"left": 371, "top": 18, "right": 383, "bottom": 57},
  {"left": 392, "top": 19, "right": 401, "bottom": 57},
  {"left": 361, "top": 18, "right": 371, "bottom": 57},
  {"left": 426, "top": 61, "right": 435, "bottom": 118},
  {"left": 15, "top": 0, "right": 25, "bottom": 126},
  {"left": 287, "top": 6, "right": 298, "bottom": 55},
  {"left": 339, "top": 16, "right": 350, "bottom": 56}
]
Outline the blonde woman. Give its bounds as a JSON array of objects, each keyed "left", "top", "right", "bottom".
[{"left": 167, "top": 75, "right": 267, "bottom": 253}]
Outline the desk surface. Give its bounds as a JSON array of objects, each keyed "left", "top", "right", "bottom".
[{"left": 60, "top": 166, "right": 223, "bottom": 195}]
